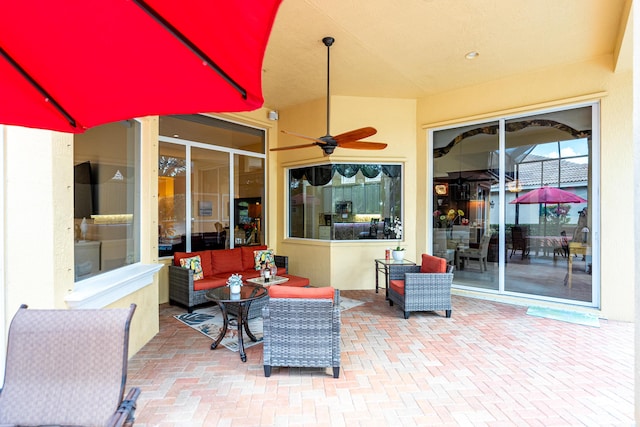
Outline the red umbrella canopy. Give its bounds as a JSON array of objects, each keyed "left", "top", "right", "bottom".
[
  {"left": 509, "top": 186, "right": 587, "bottom": 204},
  {"left": 0, "top": 0, "right": 282, "bottom": 133}
]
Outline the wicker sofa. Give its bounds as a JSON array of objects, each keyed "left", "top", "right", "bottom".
[
  {"left": 388, "top": 254, "right": 454, "bottom": 319},
  {"left": 169, "top": 245, "right": 288, "bottom": 312}
]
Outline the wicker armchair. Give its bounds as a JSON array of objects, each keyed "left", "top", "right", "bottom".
[
  {"left": 262, "top": 287, "right": 341, "bottom": 378},
  {"left": 388, "top": 254, "right": 454, "bottom": 319},
  {"left": 0, "top": 304, "right": 140, "bottom": 427}
]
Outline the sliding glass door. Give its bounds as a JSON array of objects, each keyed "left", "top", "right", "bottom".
[
  {"left": 158, "top": 114, "right": 266, "bottom": 256},
  {"left": 431, "top": 104, "right": 597, "bottom": 306}
]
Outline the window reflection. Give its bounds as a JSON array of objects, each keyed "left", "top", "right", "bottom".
[
  {"left": 288, "top": 164, "right": 402, "bottom": 241},
  {"left": 74, "top": 121, "right": 141, "bottom": 281}
]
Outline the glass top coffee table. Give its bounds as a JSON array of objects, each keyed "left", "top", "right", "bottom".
[
  {"left": 205, "top": 284, "right": 268, "bottom": 362},
  {"left": 246, "top": 275, "right": 289, "bottom": 286}
]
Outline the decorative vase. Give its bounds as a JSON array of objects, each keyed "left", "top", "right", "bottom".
[
  {"left": 230, "top": 283, "right": 241, "bottom": 294},
  {"left": 392, "top": 250, "right": 405, "bottom": 261}
]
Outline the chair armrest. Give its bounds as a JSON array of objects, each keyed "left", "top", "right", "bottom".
[
  {"left": 107, "top": 387, "right": 141, "bottom": 427},
  {"left": 404, "top": 272, "right": 454, "bottom": 294},
  {"left": 169, "top": 265, "right": 193, "bottom": 283},
  {"left": 388, "top": 264, "right": 420, "bottom": 281}
]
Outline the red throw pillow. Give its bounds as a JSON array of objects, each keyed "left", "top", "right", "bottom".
[
  {"left": 420, "top": 254, "right": 447, "bottom": 273},
  {"left": 268, "top": 286, "right": 335, "bottom": 300}
]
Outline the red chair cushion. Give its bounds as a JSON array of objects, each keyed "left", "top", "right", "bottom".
[
  {"left": 389, "top": 279, "right": 405, "bottom": 296},
  {"left": 268, "top": 286, "right": 334, "bottom": 300},
  {"left": 420, "top": 254, "right": 447, "bottom": 273}
]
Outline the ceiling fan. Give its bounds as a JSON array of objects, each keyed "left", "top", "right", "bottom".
[{"left": 270, "top": 36, "right": 388, "bottom": 156}]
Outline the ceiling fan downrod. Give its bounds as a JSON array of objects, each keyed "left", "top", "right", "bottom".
[{"left": 322, "top": 36, "right": 334, "bottom": 138}]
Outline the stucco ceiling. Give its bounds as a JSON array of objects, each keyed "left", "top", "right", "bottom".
[{"left": 261, "top": 0, "right": 632, "bottom": 111}]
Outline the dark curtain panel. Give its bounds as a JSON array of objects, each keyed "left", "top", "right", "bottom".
[
  {"left": 360, "top": 164, "right": 382, "bottom": 178},
  {"left": 333, "top": 164, "right": 360, "bottom": 178},
  {"left": 304, "top": 165, "right": 333, "bottom": 186}
]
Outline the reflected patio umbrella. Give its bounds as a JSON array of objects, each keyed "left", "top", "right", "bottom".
[
  {"left": 510, "top": 186, "right": 587, "bottom": 236},
  {"left": 0, "top": 0, "right": 282, "bottom": 133}
]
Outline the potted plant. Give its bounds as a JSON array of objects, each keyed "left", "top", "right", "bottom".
[
  {"left": 392, "top": 246, "right": 405, "bottom": 261},
  {"left": 226, "top": 273, "right": 243, "bottom": 294}
]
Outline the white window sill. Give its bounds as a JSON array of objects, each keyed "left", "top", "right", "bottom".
[{"left": 65, "top": 263, "right": 162, "bottom": 309}]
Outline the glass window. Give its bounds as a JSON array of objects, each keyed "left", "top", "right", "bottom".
[
  {"left": 288, "top": 164, "right": 402, "bottom": 241},
  {"left": 73, "top": 120, "right": 141, "bottom": 281}
]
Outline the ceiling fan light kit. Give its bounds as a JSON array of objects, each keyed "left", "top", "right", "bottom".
[{"left": 271, "top": 36, "right": 387, "bottom": 156}]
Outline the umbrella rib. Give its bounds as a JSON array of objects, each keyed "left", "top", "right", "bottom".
[
  {"left": 133, "top": 0, "right": 247, "bottom": 100},
  {"left": 0, "top": 47, "right": 78, "bottom": 129}
]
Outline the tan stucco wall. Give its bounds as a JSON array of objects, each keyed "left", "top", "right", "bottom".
[{"left": 3, "top": 127, "right": 74, "bottom": 311}]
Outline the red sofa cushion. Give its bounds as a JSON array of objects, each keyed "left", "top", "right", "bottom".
[
  {"left": 268, "top": 286, "right": 334, "bottom": 300},
  {"left": 389, "top": 279, "right": 405, "bottom": 295},
  {"left": 420, "top": 254, "right": 447, "bottom": 273},
  {"left": 192, "top": 277, "right": 228, "bottom": 291},
  {"left": 173, "top": 251, "right": 213, "bottom": 278},
  {"left": 211, "top": 248, "right": 244, "bottom": 275},
  {"left": 241, "top": 245, "right": 267, "bottom": 270}
]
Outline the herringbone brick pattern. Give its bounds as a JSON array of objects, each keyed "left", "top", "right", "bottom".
[{"left": 127, "top": 291, "right": 633, "bottom": 426}]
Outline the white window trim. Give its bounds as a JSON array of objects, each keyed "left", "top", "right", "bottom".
[{"left": 65, "top": 263, "right": 162, "bottom": 309}]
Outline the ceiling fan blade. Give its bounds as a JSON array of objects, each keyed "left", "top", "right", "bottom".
[
  {"left": 281, "top": 129, "right": 325, "bottom": 144},
  {"left": 338, "top": 141, "right": 388, "bottom": 150},
  {"left": 270, "top": 142, "right": 321, "bottom": 151},
  {"left": 332, "top": 127, "right": 377, "bottom": 144}
]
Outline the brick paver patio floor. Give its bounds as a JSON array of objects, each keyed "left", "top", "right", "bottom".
[{"left": 127, "top": 291, "right": 633, "bottom": 426}]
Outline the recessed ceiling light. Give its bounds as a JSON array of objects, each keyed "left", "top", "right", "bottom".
[{"left": 465, "top": 51, "right": 479, "bottom": 60}]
